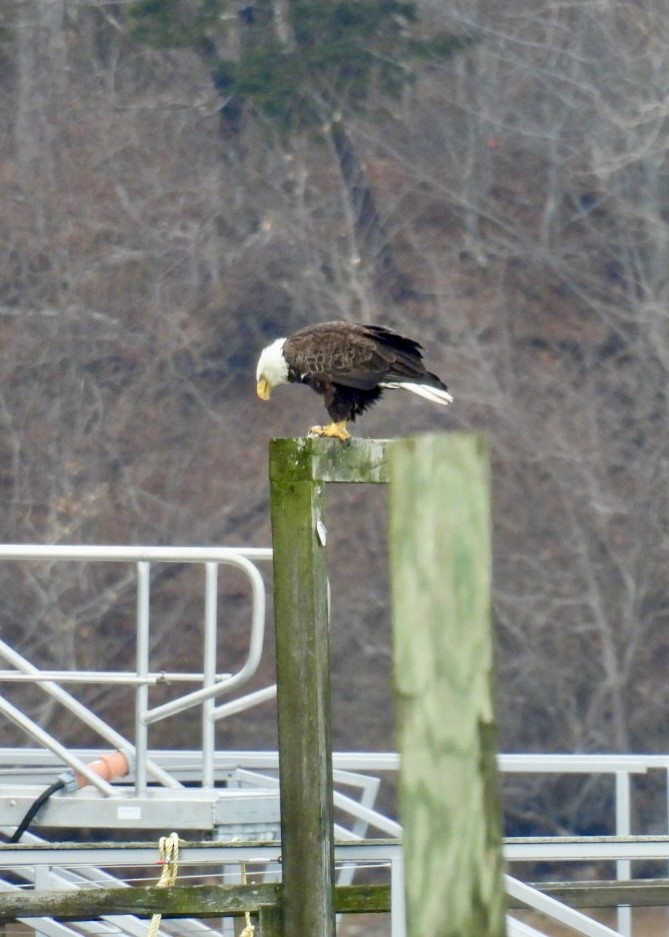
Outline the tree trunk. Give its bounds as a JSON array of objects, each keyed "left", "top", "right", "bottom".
[
  {"left": 329, "top": 118, "right": 412, "bottom": 301},
  {"left": 15, "top": 0, "right": 68, "bottom": 182}
]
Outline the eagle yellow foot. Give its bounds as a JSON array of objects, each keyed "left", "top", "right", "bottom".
[{"left": 308, "top": 421, "right": 351, "bottom": 443}]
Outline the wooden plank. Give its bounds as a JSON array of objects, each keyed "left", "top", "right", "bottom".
[
  {"left": 269, "top": 437, "right": 336, "bottom": 937},
  {"left": 389, "top": 433, "right": 506, "bottom": 937},
  {"left": 336, "top": 883, "right": 391, "bottom": 913},
  {"left": 0, "top": 884, "right": 281, "bottom": 922},
  {"left": 7, "top": 876, "right": 669, "bottom": 923},
  {"left": 509, "top": 879, "right": 669, "bottom": 910},
  {"left": 0, "top": 883, "right": 390, "bottom": 923}
]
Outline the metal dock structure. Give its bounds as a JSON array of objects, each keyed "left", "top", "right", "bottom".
[{"left": 1, "top": 544, "right": 669, "bottom": 935}]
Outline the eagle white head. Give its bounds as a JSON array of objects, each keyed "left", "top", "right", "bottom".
[{"left": 256, "top": 337, "right": 289, "bottom": 400}]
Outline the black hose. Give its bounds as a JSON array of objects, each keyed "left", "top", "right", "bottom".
[{"left": 9, "top": 778, "right": 66, "bottom": 844}]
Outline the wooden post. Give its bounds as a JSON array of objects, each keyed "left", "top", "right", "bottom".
[
  {"left": 257, "top": 904, "right": 283, "bottom": 937},
  {"left": 270, "top": 439, "right": 334, "bottom": 937},
  {"left": 389, "top": 434, "right": 506, "bottom": 937},
  {"left": 269, "top": 437, "right": 388, "bottom": 937}
]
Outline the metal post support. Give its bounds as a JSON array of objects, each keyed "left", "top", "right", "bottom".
[
  {"left": 202, "top": 562, "right": 218, "bottom": 789},
  {"left": 615, "top": 771, "right": 632, "bottom": 937},
  {"left": 134, "top": 561, "right": 151, "bottom": 795}
]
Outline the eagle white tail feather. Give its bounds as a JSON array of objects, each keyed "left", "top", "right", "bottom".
[{"left": 379, "top": 381, "right": 454, "bottom": 406}]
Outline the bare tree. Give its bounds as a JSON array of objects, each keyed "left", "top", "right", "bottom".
[{"left": 1, "top": 0, "right": 668, "bottom": 836}]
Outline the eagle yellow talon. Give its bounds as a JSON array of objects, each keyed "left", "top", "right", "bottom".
[{"left": 308, "top": 421, "right": 351, "bottom": 443}]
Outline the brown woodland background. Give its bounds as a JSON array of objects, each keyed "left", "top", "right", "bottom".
[{"left": 1, "top": 0, "right": 668, "bottom": 836}]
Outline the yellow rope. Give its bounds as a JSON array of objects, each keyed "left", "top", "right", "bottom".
[
  {"left": 239, "top": 862, "right": 255, "bottom": 937},
  {"left": 146, "top": 832, "right": 180, "bottom": 937}
]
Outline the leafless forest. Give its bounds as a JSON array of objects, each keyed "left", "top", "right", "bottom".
[{"left": 1, "top": 1, "right": 668, "bottom": 835}]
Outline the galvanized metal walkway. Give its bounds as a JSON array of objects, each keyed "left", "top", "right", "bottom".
[{"left": 1, "top": 545, "right": 668, "bottom": 936}]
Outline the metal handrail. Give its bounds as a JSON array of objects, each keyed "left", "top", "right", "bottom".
[
  {"left": 0, "top": 545, "right": 272, "bottom": 562},
  {"left": 0, "top": 544, "right": 273, "bottom": 796},
  {"left": 0, "top": 671, "right": 233, "bottom": 683},
  {"left": 1, "top": 544, "right": 668, "bottom": 937},
  {"left": 506, "top": 875, "right": 621, "bottom": 937},
  {"left": 0, "top": 636, "right": 178, "bottom": 790}
]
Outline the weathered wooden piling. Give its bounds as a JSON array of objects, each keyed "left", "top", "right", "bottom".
[
  {"left": 389, "top": 434, "right": 506, "bottom": 937},
  {"left": 268, "top": 437, "right": 389, "bottom": 937}
]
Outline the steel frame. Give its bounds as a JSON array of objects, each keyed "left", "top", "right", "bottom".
[{"left": 1, "top": 545, "right": 669, "bottom": 936}]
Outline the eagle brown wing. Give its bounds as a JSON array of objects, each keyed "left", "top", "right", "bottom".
[{"left": 283, "top": 321, "right": 430, "bottom": 390}]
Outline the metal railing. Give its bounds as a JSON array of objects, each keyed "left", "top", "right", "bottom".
[
  {"left": 1, "top": 546, "right": 669, "bottom": 935},
  {"left": 0, "top": 544, "right": 272, "bottom": 796},
  {"left": 3, "top": 747, "right": 669, "bottom": 934}
]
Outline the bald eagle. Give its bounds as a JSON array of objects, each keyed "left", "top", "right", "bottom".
[{"left": 256, "top": 321, "right": 452, "bottom": 441}]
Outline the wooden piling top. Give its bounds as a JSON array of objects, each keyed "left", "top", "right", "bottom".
[{"left": 269, "top": 437, "right": 390, "bottom": 484}]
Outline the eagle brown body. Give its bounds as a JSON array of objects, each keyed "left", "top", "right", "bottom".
[{"left": 256, "top": 321, "right": 452, "bottom": 441}]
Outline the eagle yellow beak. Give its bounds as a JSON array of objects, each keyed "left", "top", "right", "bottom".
[{"left": 256, "top": 377, "right": 272, "bottom": 401}]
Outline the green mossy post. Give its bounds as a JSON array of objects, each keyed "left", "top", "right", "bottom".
[
  {"left": 389, "top": 434, "right": 506, "bottom": 937},
  {"left": 268, "top": 437, "right": 389, "bottom": 937}
]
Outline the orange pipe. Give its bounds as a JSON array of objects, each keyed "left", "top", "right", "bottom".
[{"left": 75, "top": 750, "right": 130, "bottom": 789}]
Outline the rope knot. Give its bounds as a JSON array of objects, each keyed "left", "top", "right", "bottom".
[{"left": 147, "top": 832, "right": 181, "bottom": 937}]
